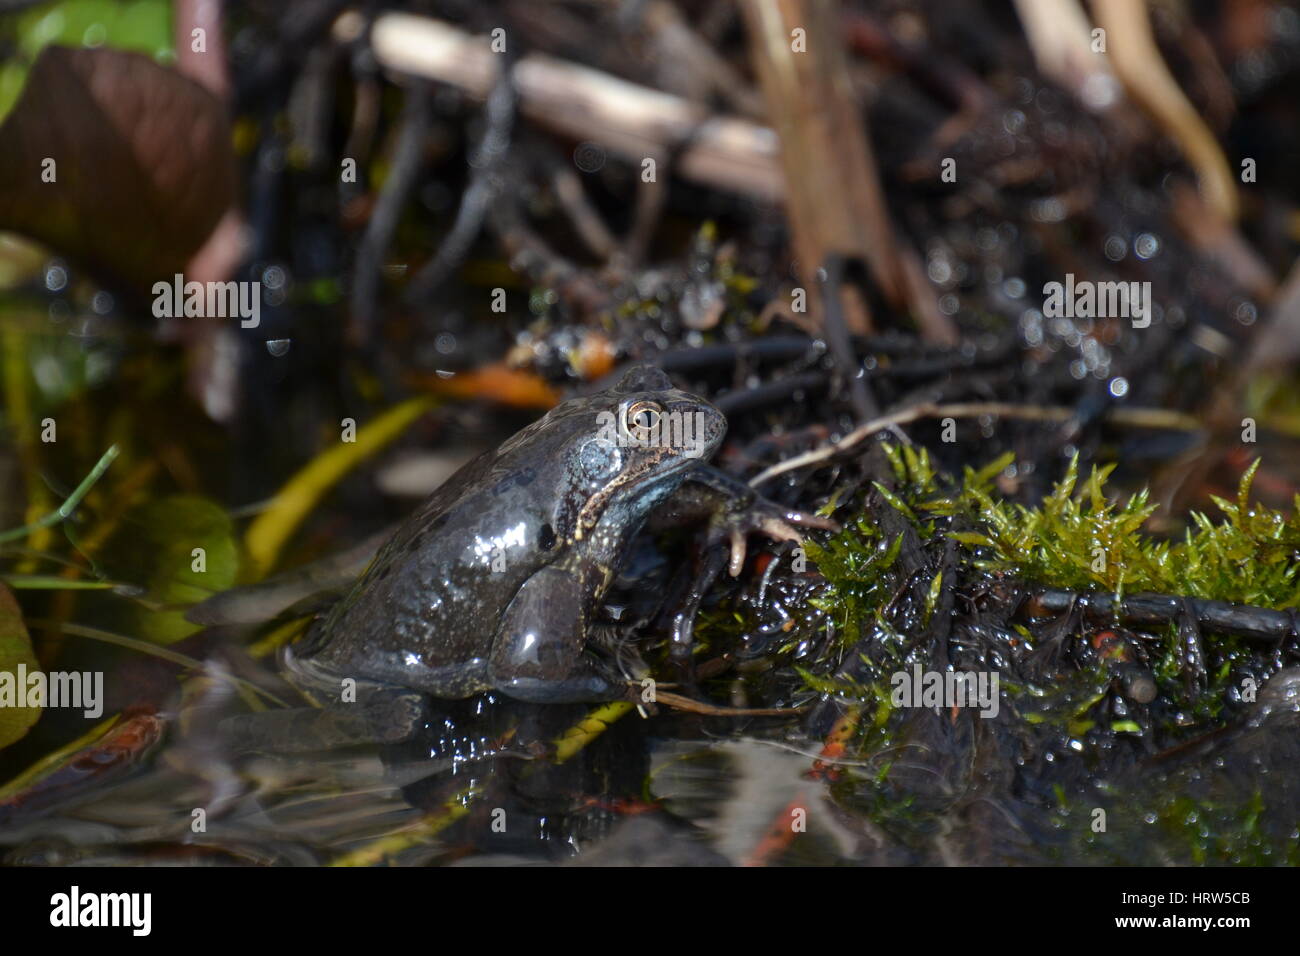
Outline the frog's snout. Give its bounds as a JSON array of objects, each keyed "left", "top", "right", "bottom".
[{"left": 663, "top": 392, "right": 725, "bottom": 461}]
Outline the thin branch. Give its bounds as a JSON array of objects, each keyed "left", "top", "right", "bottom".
[
  {"left": 749, "top": 402, "right": 1200, "bottom": 486},
  {"left": 359, "top": 12, "right": 783, "bottom": 200}
]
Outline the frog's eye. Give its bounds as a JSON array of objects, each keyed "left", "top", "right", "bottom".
[{"left": 623, "top": 400, "right": 662, "bottom": 444}]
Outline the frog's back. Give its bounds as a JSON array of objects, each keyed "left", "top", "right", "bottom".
[{"left": 298, "top": 441, "right": 563, "bottom": 693}]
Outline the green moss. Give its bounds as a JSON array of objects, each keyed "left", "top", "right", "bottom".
[
  {"left": 936, "top": 456, "right": 1300, "bottom": 607},
  {"left": 804, "top": 517, "right": 902, "bottom": 649},
  {"left": 815, "top": 447, "right": 1300, "bottom": 610}
]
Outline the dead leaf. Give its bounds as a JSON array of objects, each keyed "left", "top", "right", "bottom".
[{"left": 0, "top": 45, "right": 236, "bottom": 293}]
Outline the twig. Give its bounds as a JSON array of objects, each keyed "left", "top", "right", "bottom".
[
  {"left": 348, "top": 82, "right": 431, "bottom": 345},
  {"left": 360, "top": 13, "right": 783, "bottom": 200},
  {"left": 741, "top": 0, "right": 899, "bottom": 310},
  {"left": 749, "top": 402, "right": 1201, "bottom": 486},
  {"left": 820, "top": 256, "right": 879, "bottom": 421},
  {"left": 1092, "top": 0, "right": 1239, "bottom": 221},
  {"left": 651, "top": 689, "right": 808, "bottom": 717},
  {"left": 405, "top": 55, "right": 518, "bottom": 305},
  {"left": 1012, "top": 0, "right": 1119, "bottom": 111},
  {"left": 551, "top": 164, "right": 619, "bottom": 262},
  {"left": 487, "top": 199, "right": 612, "bottom": 317},
  {"left": 1025, "top": 589, "right": 1298, "bottom": 644}
]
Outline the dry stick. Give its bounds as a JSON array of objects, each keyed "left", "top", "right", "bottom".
[
  {"left": 741, "top": 0, "right": 955, "bottom": 345},
  {"left": 551, "top": 165, "right": 619, "bottom": 262},
  {"left": 1012, "top": 0, "right": 1118, "bottom": 111},
  {"left": 1168, "top": 184, "right": 1276, "bottom": 305},
  {"left": 360, "top": 12, "right": 784, "bottom": 201},
  {"left": 1028, "top": 589, "right": 1298, "bottom": 644},
  {"left": 748, "top": 401, "right": 1201, "bottom": 487},
  {"left": 1092, "top": 0, "right": 1239, "bottom": 222},
  {"left": 405, "top": 58, "right": 518, "bottom": 306},
  {"left": 348, "top": 83, "right": 431, "bottom": 345},
  {"left": 623, "top": 162, "right": 669, "bottom": 267},
  {"left": 742, "top": 0, "right": 902, "bottom": 307},
  {"left": 642, "top": 0, "right": 767, "bottom": 120},
  {"left": 1153, "top": 256, "right": 1300, "bottom": 517},
  {"left": 650, "top": 690, "right": 807, "bottom": 718}
]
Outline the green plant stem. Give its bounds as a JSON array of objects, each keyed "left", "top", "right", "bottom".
[{"left": 0, "top": 444, "right": 120, "bottom": 544}]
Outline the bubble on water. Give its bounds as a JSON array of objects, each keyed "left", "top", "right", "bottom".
[
  {"left": 1108, "top": 376, "right": 1129, "bottom": 398},
  {"left": 262, "top": 264, "right": 287, "bottom": 289},
  {"left": 266, "top": 338, "right": 291, "bottom": 357},
  {"left": 573, "top": 141, "right": 606, "bottom": 173},
  {"left": 1134, "top": 233, "right": 1160, "bottom": 260},
  {"left": 1020, "top": 308, "right": 1043, "bottom": 332},
  {"left": 1031, "top": 198, "right": 1066, "bottom": 223},
  {"left": 45, "top": 261, "right": 68, "bottom": 292},
  {"left": 1104, "top": 235, "right": 1127, "bottom": 261}
]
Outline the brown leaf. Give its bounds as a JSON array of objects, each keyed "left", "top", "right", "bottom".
[{"left": 0, "top": 46, "right": 236, "bottom": 292}]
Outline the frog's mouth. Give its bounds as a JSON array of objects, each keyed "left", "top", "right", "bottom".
[{"left": 573, "top": 451, "right": 699, "bottom": 540}]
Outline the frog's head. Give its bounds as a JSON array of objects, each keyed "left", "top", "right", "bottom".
[{"left": 541, "top": 365, "right": 726, "bottom": 542}]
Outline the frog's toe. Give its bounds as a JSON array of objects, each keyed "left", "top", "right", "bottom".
[{"left": 715, "top": 503, "right": 840, "bottom": 577}]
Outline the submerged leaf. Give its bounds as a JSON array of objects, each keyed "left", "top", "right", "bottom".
[
  {"left": 95, "top": 495, "right": 237, "bottom": 644},
  {"left": 0, "top": 583, "right": 41, "bottom": 749}
]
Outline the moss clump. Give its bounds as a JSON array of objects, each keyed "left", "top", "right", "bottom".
[
  {"left": 788, "top": 447, "right": 1300, "bottom": 864},
  {"left": 940, "top": 457, "right": 1300, "bottom": 607}
]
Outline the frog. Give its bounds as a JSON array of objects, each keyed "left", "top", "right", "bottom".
[{"left": 282, "top": 365, "right": 834, "bottom": 705}]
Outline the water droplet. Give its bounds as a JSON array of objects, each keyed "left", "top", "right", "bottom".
[
  {"left": 45, "top": 261, "right": 68, "bottom": 292},
  {"left": 262, "top": 264, "right": 287, "bottom": 289},
  {"left": 573, "top": 141, "right": 606, "bottom": 173},
  {"left": 266, "top": 338, "right": 291, "bottom": 357},
  {"left": 1134, "top": 233, "right": 1160, "bottom": 259}
]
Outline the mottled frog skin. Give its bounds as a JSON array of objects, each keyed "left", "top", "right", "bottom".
[{"left": 292, "top": 366, "right": 729, "bottom": 703}]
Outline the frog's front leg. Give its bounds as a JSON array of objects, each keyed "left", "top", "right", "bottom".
[
  {"left": 652, "top": 465, "right": 838, "bottom": 672},
  {"left": 665, "top": 465, "right": 839, "bottom": 577},
  {"left": 488, "top": 563, "right": 630, "bottom": 703}
]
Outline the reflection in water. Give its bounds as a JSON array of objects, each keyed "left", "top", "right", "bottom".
[{"left": 3, "top": 653, "right": 1299, "bottom": 865}]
